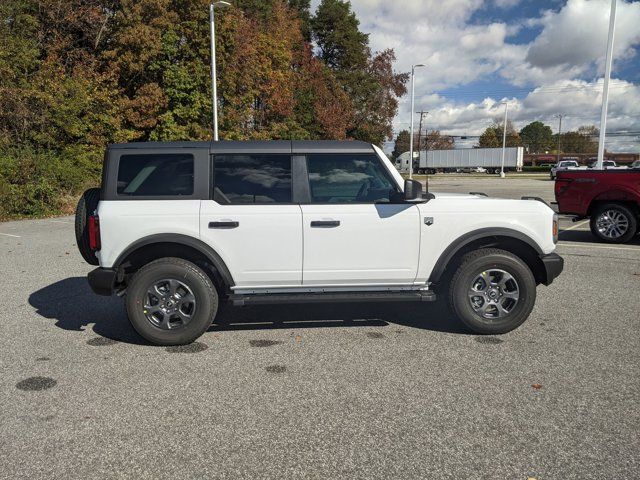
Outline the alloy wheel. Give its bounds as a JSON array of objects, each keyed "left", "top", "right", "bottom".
[
  {"left": 143, "top": 279, "right": 196, "bottom": 330},
  {"left": 468, "top": 269, "right": 520, "bottom": 319},
  {"left": 595, "top": 209, "right": 629, "bottom": 239}
]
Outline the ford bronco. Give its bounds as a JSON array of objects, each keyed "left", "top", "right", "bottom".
[{"left": 76, "top": 140, "right": 563, "bottom": 345}]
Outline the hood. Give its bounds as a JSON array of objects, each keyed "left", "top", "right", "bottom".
[{"left": 430, "top": 191, "right": 486, "bottom": 199}]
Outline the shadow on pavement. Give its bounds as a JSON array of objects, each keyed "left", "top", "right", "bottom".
[
  {"left": 559, "top": 229, "right": 640, "bottom": 245},
  {"left": 29, "top": 277, "right": 468, "bottom": 345},
  {"left": 211, "top": 300, "right": 467, "bottom": 334},
  {"left": 28, "top": 277, "right": 148, "bottom": 345}
]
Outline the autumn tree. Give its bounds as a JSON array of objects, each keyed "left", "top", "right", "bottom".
[
  {"left": 424, "top": 130, "right": 454, "bottom": 150},
  {"left": 311, "top": 0, "right": 407, "bottom": 144},
  {"left": 519, "top": 121, "right": 553, "bottom": 153},
  {"left": 392, "top": 130, "right": 411, "bottom": 159},
  {"left": 0, "top": 0, "right": 408, "bottom": 217},
  {"left": 559, "top": 125, "right": 599, "bottom": 154},
  {"left": 478, "top": 120, "right": 521, "bottom": 148}
]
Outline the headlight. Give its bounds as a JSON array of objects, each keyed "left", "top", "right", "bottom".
[{"left": 552, "top": 214, "right": 559, "bottom": 244}]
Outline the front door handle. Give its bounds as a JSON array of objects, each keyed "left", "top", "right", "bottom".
[
  {"left": 311, "top": 220, "right": 340, "bottom": 228},
  {"left": 209, "top": 221, "right": 239, "bottom": 229}
]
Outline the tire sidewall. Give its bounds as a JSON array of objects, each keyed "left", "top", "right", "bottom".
[
  {"left": 126, "top": 260, "right": 218, "bottom": 345},
  {"left": 451, "top": 253, "right": 536, "bottom": 334}
]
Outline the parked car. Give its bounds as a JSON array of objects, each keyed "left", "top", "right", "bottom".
[
  {"left": 629, "top": 160, "right": 640, "bottom": 169},
  {"left": 76, "top": 140, "right": 563, "bottom": 345},
  {"left": 589, "top": 160, "right": 618, "bottom": 168},
  {"left": 550, "top": 160, "right": 582, "bottom": 180},
  {"left": 555, "top": 169, "right": 640, "bottom": 243},
  {"left": 456, "top": 166, "right": 487, "bottom": 174}
]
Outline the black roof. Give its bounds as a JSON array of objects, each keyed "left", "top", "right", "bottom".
[{"left": 108, "top": 140, "right": 374, "bottom": 154}]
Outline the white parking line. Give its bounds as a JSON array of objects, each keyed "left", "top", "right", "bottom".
[
  {"left": 559, "top": 219, "right": 589, "bottom": 233},
  {"left": 0, "top": 232, "right": 21, "bottom": 238},
  {"left": 557, "top": 242, "right": 640, "bottom": 252}
]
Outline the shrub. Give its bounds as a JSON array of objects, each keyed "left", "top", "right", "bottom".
[{"left": 0, "top": 147, "right": 101, "bottom": 219}]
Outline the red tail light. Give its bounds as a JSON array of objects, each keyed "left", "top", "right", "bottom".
[{"left": 88, "top": 215, "right": 101, "bottom": 251}]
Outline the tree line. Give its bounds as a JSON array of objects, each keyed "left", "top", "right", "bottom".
[
  {"left": 392, "top": 120, "right": 600, "bottom": 159},
  {"left": 478, "top": 121, "right": 599, "bottom": 154},
  {"left": 0, "top": 0, "right": 407, "bottom": 218}
]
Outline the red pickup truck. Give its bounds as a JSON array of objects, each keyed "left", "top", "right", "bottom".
[{"left": 555, "top": 169, "right": 640, "bottom": 243}]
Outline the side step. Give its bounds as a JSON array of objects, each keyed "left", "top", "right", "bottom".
[{"left": 230, "top": 290, "right": 437, "bottom": 307}]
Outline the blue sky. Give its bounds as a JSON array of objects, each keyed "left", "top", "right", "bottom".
[{"left": 311, "top": 0, "right": 640, "bottom": 152}]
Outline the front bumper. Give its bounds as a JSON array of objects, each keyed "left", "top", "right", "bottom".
[
  {"left": 88, "top": 267, "right": 117, "bottom": 296},
  {"left": 540, "top": 253, "right": 564, "bottom": 286}
]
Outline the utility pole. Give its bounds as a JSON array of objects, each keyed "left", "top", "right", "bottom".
[
  {"left": 415, "top": 110, "right": 428, "bottom": 163},
  {"left": 500, "top": 102, "right": 508, "bottom": 178},
  {"left": 597, "top": 0, "right": 617, "bottom": 169},
  {"left": 555, "top": 114, "right": 564, "bottom": 164}
]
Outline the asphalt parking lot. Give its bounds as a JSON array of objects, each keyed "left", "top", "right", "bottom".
[{"left": 1, "top": 176, "right": 639, "bottom": 480}]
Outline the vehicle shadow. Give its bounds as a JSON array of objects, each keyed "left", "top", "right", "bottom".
[
  {"left": 28, "top": 277, "right": 148, "bottom": 345},
  {"left": 559, "top": 229, "right": 640, "bottom": 245},
  {"left": 28, "top": 277, "right": 468, "bottom": 345},
  {"left": 211, "top": 300, "right": 467, "bottom": 334}
]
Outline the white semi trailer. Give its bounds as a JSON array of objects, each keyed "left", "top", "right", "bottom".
[{"left": 396, "top": 147, "right": 524, "bottom": 174}]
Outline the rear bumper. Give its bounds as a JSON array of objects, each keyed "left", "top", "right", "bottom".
[
  {"left": 88, "top": 267, "right": 117, "bottom": 296},
  {"left": 540, "top": 253, "right": 564, "bottom": 286}
]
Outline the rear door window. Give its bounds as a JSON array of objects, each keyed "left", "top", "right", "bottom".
[
  {"left": 213, "top": 154, "right": 292, "bottom": 204},
  {"left": 117, "top": 154, "right": 194, "bottom": 196}
]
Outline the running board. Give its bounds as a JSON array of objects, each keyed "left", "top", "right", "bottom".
[{"left": 230, "top": 290, "right": 437, "bottom": 307}]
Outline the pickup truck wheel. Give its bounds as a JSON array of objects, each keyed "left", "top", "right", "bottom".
[
  {"left": 125, "top": 258, "right": 218, "bottom": 346},
  {"left": 448, "top": 248, "right": 536, "bottom": 335},
  {"left": 74, "top": 188, "right": 100, "bottom": 265},
  {"left": 589, "top": 203, "right": 637, "bottom": 244}
]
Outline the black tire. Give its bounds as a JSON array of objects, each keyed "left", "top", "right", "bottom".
[
  {"left": 75, "top": 187, "right": 101, "bottom": 265},
  {"left": 125, "top": 258, "right": 218, "bottom": 345},
  {"left": 448, "top": 248, "right": 536, "bottom": 335},
  {"left": 589, "top": 203, "right": 638, "bottom": 244}
]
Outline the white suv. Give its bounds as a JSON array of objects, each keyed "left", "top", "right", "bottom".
[{"left": 75, "top": 140, "right": 563, "bottom": 345}]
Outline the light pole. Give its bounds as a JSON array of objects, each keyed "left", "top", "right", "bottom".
[
  {"left": 210, "top": 1, "right": 231, "bottom": 141},
  {"left": 408, "top": 64, "right": 424, "bottom": 179},
  {"left": 596, "top": 0, "right": 617, "bottom": 169},
  {"left": 500, "top": 102, "right": 508, "bottom": 178},
  {"left": 555, "top": 114, "right": 564, "bottom": 164}
]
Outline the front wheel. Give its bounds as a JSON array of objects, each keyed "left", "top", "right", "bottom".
[
  {"left": 448, "top": 248, "right": 536, "bottom": 334},
  {"left": 125, "top": 258, "right": 218, "bottom": 345},
  {"left": 589, "top": 203, "right": 637, "bottom": 244}
]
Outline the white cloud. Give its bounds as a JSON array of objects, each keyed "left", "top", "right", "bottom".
[
  {"left": 310, "top": 0, "right": 640, "bottom": 152},
  {"left": 526, "top": 0, "right": 640, "bottom": 72},
  {"left": 392, "top": 78, "right": 640, "bottom": 152}
]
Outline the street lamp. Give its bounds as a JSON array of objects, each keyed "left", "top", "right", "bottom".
[
  {"left": 210, "top": 1, "right": 231, "bottom": 141},
  {"left": 500, "top": 101, "right": 508, "bottom": 178},
  {"left": 408, "top": 64, "right": 425, "bottom": 179},
  {"left": 596, "top": 0, "right": 617, "bottom": 169}
]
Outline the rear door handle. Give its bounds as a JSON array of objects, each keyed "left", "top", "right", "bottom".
[
  {"left": 311, "top": 220, "right": 340, "bottom": 228},
  {"left": 209, "top": 221, "right": 239, "bottom": 229}
]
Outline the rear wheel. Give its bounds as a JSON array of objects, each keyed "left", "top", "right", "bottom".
[
  {"left": 75, "top": 188, "right": 100, "bottom": 265},
  {"left": 589, "top": 203, "right": 637, "bottom": 244},
  {"left": 448, "top": 248, "right": 536, "bottom": 334},
  {"left": 125, "top": 258, "right": 218, "bottom": 345}
]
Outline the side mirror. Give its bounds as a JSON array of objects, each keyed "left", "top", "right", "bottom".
[{"left": 404, "top": 179, "right": 423, "bottom": 202}]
